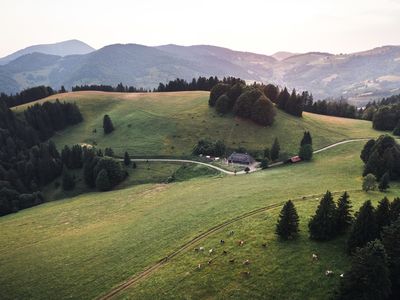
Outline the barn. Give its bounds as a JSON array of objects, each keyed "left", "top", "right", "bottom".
[{"left": 228, "top": 152, "right": 255, "bottom": 165}]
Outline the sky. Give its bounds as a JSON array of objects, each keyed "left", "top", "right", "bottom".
[{"left": 1, "top": 0, "right": 400, "bottom": 57}]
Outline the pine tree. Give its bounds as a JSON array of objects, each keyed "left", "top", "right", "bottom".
[
  {"left": 299, "top": 144, "right": 313, "bottom": 161},
  {"left": 124, "top": 151, "right": 131, "bottom": 166},
  {"left": 308, "top": 191, "right": 338, "bottom": 240},
  {"left": 335, "top": 240, "right": 391, "bottom": 300},
  {"left": 95, "top": 169, "right": 111, "bottom": 191},
  {"left": 378, "top": 172, "right": 390, "bottom": 192},
  {"left": 276, "top": 200, "right": 300, "bottom": 240},
  {"left": 347, "top": 200, "right": 378, "bottom": 253},
  {"left": 336, "top": 191, "right": 353, "bottom": 234},
  {"left": 270, "top": 138, "right": 280, "bottom": 161},
  {"left": 381, "top": 218, "right": 400, "bottom": 299},
  {"left": 300, "top": 131, "right": 312, "bottom": 146},
  {"left": 376, "top": 197, "right": 391, "bottom": 235},
  {"left": 103, "top": 114, "right": 114, "bottom": 134},
  {"left": 62, "top": 168, "right": 75, "bottom": 191},
  {"left": 390, "top": 197, "right": 400, "bottom": 223},
  {"left": 392, "top": 120, "right": 400, "bottom": 136}
]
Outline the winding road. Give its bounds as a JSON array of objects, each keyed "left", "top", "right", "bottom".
[
  {"left": 121, "top": 139, "right": 369, "bottom": 175},
  {"left": 99, "top": 139, "right": 369, "bottom": 299}
]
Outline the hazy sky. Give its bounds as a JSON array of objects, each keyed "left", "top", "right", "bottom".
[{"left": 1, "top": 0, "right": 400, "bottom": 57}]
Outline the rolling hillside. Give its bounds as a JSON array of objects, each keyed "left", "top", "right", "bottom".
[
  {"left": 1, "top": 41, "right": 400, "bottom": 102},
  {"left": 14, "top": 91, "right": 378, "bottom": 157},
  {"left": 0, "top": 141, "right": 397, "bottom": 300}
]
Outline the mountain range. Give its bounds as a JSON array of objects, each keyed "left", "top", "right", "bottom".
[{"left": 1, "top": 40, "right": 400, "bottom": 104}]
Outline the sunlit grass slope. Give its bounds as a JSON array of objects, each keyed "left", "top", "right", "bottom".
[{"left": 14, "top": 91, "right": 378, "bottom": 156}]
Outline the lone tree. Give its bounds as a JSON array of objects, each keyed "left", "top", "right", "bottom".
[
  {"left": 382, "top": 218, "right": 400, "bottom": 299},
  {"left": 276, "top": 200, "right": 300, "bottom": 240},
  {"left": 378, "top": 172, "right": 390, "bottom": 192},
  {"left": 336, "top": 191, "right": 353, "bottom": 234},
  {"left": 124, "top": 151, "right": 131, "bottom": 166},
  {"left": 347, "top": 200, "right": 378, "bottom": 253},
  {"left": 375, "top": 197, "right": 391, "bottom": 235},
  {"left": 308, "top": 191, "right": 338, "bottom": 241},
  {"left": 300, "top": 131, "right": 312, "bottom": 146},
  {"left": 335, "top": 240, "right": 391, "bottom": 300},
  {"left": 270, "top": 138, "right": 280, "bottom": 161},
  {"left": 362, "top": 173, "right": 377, "bottom": 192},
  {"left": 103, "top": 114, "right": 114, "bottom": 134},
  {"left": 299, "top": 144, "right": 313, "bottom": 161}
]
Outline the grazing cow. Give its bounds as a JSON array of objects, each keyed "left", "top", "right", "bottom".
[
  {"left": 229, "top": 230, "right": 234, "bottom": 236},
  {"left": 312, "top": 253, "right": 319, "bottom": 261},
  {"left": 194, "top": 248, "right": 199, "bottom": 252},
  {"left": 238, "top": 240, "right": 245, "bottom": 246},
  {"left": 220, "top": 239, "right": 225, "bottom": 244},
  {"left": 199, "top": 247, "right": 205, "bottom": 251},
  {"left": 241, "top": 271, "right": 250, "bottom": 277},
  {"left": 262, "top": 243, "right": 267, "bottom": 248},
  {"left": 340, "top": 273, "right": 344, "bottom": 278},
  {"left": 222, "top": 250, "right": 228, "bottom": 255},
  {"left": 208, "top": 259, "right": 213, "bottom": 265},
  {"left": 229, "top": 258, "right": 235, "bottom": 263},
  {"left": 209, "top": 249, "right": 213, "bottom": 255},
  {"left": 197, "top": 264, "right": 201, "bottom": 269},
  {"left": 243, "top": 259, "right": 250, "bottom": 265},
  {"left": 325, "top": 270, "right": 334, "bottom": 276}
]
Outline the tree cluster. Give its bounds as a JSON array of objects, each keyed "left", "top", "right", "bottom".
[
  {"left": 72, "top": 83, "right": 149, "bottom": 93},
  {"left": 192, "top": 139, "right": 226, "bottom": 157},
  {"left": 360, "top": 135, "right": 400, "bottom": 181},
  {"left": 276, "top": 88, "right": 304, "bottom": 117},
  {"left": 24, "top": 100, "right": 83, "bottom": 140},
  {"left": 308, "top": 191, "right": 353, "bottom": 241},
  {"left": 0, "top": 85, "right": 55, "bottom": 108},
  {"left": 304, "top": 98, "right": 358, "bottom": 119}
]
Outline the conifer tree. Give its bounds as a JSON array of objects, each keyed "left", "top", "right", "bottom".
[
  {"left": 336, "top": 191, "right": 353, "bottom": 234},
  {"left": 347, "top": 200, "right": 378, "bottom": 253},
  {"left": 124, "top": 151, "right": 131, "bottom": 166},
  {"left": 103, "top": 114, "right": 114, "bottom": 134},
  {"left": 62, "top": 168, "right": 75, "bottom": 191},
  {"left": 390, "top": 197, "right": 400, "bottom": 223},
  {"left": 381, "top": 218, "right": 400, "bottom": 299},
  {"left": 276, "top": 200, "right": 300, "bottom": 240},
  {"left": 299, "top": 144, "right": 313, "bottom": 161},
  {"left": 375, "top": 197, "right": 391, "bottom": 234},
  {"left": 270, "top": 138, "right": 280, "bottom": 161},
  {"left": 335, "top": 240, "right": 391, "bottom": 300},
  {"left": 300, "top": 131, "right": 312, "bottom": 146},
  {"left": 308, "top": 191, "right": 338, "bottom": 240},
  {"left": 378, "top": 172, "right": 390, "bottom": 192}
]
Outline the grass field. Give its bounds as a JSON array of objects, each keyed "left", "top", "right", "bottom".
[
  {"left": 14, "top": 91, "right": 379, "bottom": 157},
  {"left": 1, "top": 142, "right": 396, "bottom": 300}
]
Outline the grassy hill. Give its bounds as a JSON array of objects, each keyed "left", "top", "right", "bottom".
[
  {"left": 14, "top": 91, "right": 378, "bottom": 157},
  {"left": 1, "top": 142, "right": 397, "bottom": 299}
]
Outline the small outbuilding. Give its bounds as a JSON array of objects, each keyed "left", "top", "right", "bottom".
[
  {"left": 288, "top": 156, "right": 302, "bottom": 163},
  {"left": 228, "top": 152, "right": 255, "bottom": 165}
]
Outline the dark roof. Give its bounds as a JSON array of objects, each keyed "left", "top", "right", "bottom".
[{"left": 228, "top": 152, "right": 255, "bottom": 164}]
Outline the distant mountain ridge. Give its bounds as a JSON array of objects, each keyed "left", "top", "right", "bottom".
[
  {"left": 0, "top": 40, "right": 94, "bottom": 65},
  {"left": 1, "top": 40, "right": 400, "bottom": 104}
]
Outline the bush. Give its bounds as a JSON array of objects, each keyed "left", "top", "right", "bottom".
[
  {"left": 260, "top": 158, "right": 269, "bottom": 169},
  {"left": 250, "top": 95, "right": 276, "bottom": 126},
  {"left": 233, "top": 88, "right": 263, "bottom": 118},
  {"left": 103, "top": 114, "right": 114, "bottom": 134},
  {"left": 215, "top": 94, "right": 233, "bottom": 114},
  {"left": 96, "top": 169, "right": 111, "bottom": 191},
  {"left": 362, "top": 173, "right": 377, "bottom": 192},
  {"left": 93, "top": 157, "right": 126, "bottom": 188},
  {"left": 209, "top": 83, "right": 230, "bottom": 107}
]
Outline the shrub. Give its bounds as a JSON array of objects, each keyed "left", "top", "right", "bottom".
[
  {"left": 362, "top": 173, "right": 377, "bottom": 192},
  {"left": 209, "top": 83, "right": 230, "bottom": 107},
  {"left": 250, "top": 95, "right": 276, "bottom": 126}
]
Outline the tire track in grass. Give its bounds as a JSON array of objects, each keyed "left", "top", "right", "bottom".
[{"left": 97, "top": 189, "right": 361, "bottom": 300}]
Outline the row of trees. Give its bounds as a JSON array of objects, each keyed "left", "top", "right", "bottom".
[
  {"left": 72, "top": 83, "right": 150, "bottom": 93},
  {"left": 156, "top": 76, "right": 245, "bottom": 92},
  {"left": 360, "top": 135, "right": 400, "bottom": 181},
  {"left": 0, "top": 98, "right": 83, "bottom": 216},
  {"left": 24, "top": 100, "right": 83, "bottom": 140},
  {"left": 275, "top": 193, "right": 400, "bottom": 299},
  {"left": 304, "top": 98, "right": 358, "bottom": 119},
  {"left": 0, "top": 85, "right": 55, "bottom": 107},
  {"left": 275, "top": 87, "right": 306, "bottom": 117},
  {"left": 192, "top": 140, "right": 226, "bottom": 157}
]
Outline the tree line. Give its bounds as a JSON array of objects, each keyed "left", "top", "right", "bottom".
[
  {"left": 276, "top": 191, "right": 400, "bottom": 299},
  {"left": 156, "top": 76, "right": 244, "bottom": 92},
  {"left": 304, "top": 98, "right": 359, "bottom": 119},
  {"left": 0, "top": 99, "right": 83, "bottom": 216},
  {"left": 72, "top": 83, "right": 150, "bottom": 93},
  {"left": 0, "top": 85, "right": 56, "bottom": 108}
]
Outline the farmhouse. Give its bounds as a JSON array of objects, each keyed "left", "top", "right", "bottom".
[{"left": 228, "top": 152, "right": 255, "bottom": 165}]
